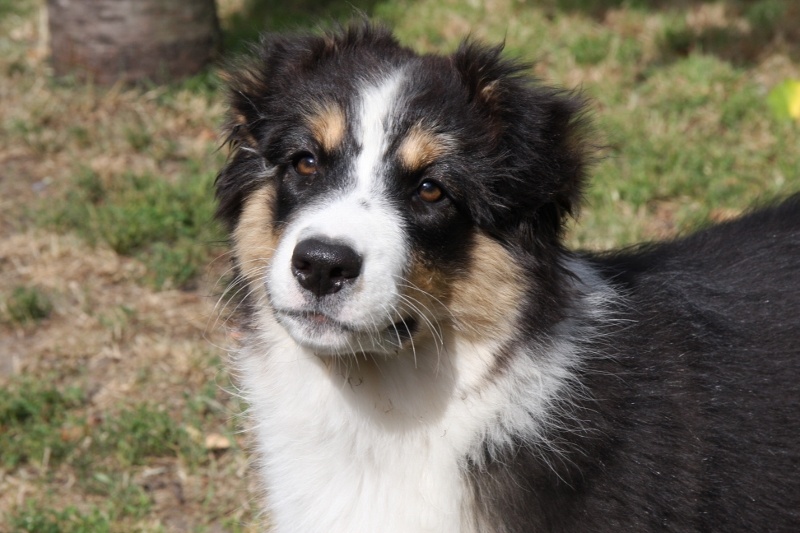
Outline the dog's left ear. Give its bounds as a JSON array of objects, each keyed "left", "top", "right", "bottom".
[{"left": 452, "top": 41, "right": 593, "bottom": 236}]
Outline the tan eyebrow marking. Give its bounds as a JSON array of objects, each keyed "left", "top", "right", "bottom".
[
  {"left": 397, "top": 123, "right": 453, "bottom": 172},
  {"left": 307, "top": 103, "right": 346, "bottom": 152}
]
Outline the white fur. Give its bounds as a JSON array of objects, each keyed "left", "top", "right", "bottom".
[
  {"left": 236, "top": 260, "right": 616, "bottom": 532},
  {"left": 353, "top": 71, "right": 405, "bottom": 193}
]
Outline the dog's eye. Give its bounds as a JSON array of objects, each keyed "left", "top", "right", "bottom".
[
  {"left": 293, "top": 153, "right": 318, "bottom": 177},
  {"left": 417, "top": 180, "right": 445, "bottom": 203}
]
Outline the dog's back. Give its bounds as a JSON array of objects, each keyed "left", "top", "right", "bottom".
[
  {"left": 604, "top": 197, "right": 800, "bottom": 530},
  {"left": 471, "top": 197, "right": 800, "bottom": 532}
]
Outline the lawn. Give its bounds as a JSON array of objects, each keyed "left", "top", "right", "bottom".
[{"left": 1, "top": 0, "right": 798, "bottom": 531}]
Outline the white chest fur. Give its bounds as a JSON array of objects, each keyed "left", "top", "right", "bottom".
[
  {"left": 236, "top": 318, "right": 512, "bottom": 533},
  {"left": 234, "top": 263, "right": 612, "bottom": 532}
]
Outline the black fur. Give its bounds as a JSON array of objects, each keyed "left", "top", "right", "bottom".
[{"left": 471, "top": 197, "right": 800, "bottom": 532}]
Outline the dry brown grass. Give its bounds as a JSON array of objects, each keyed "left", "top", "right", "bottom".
[{"left": 1, "top": 2, "right": 262, "bottom": 531}]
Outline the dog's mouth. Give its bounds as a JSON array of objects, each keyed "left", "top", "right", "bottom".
[
  {"left": 386, "top": 316, "right": 418, "bottom": 344},
  {"left": 275, "top": 309, "right": 419, "bottom": 354},
  {"left": 283, "top": 310, "right": 417, "bottom": 334}
]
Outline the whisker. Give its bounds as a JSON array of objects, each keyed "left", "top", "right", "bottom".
[
  {"left": 380, "top": 302, "right": 405, "bottom": 352},
  {"left": 397, "top": 294, "right": 444, "bottom": 347},
  {"left": 214, "top": 268, "right": 270, "bottom": 331},
  {"left": 386, "top": 301, "right": 418, "bottom": 368},
  {"left": 208, "top": 258, "right": 268, "bottom": 307}
]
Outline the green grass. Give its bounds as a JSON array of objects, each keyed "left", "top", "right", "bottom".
[
  {"left": 0, "top": 378, "right": 206, "bottom": 470},
  {"left": 96, "top": 404, "right": 197, "bottom": 466},
  {"left": 1, "top": 372, "right": 234, "bottom": 531},
  {"left": 222, "top": 0, "right": 380, "bottom": 52},
  {"left": 0, "top": 0, "right": 33, "bottom": 19},
  {"left": 3, "top": 285, "right": 53, "bottom": 325},
  {"left": 9, "top": 479, "right": 154, "bottom": 533},
  {"left": 571, "top": 33, "right": 613, "bottom": 65},
  {"left": 0, "top": 379, "right": 85, "bottom": 468},
  {"left": 43, "top": 169, "right": 224, "bottom": 289},
  {"left": 9, "top": 504, "right": 114, "bottom": 533}
]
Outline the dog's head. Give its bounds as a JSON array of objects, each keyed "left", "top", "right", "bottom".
[{"left": 216, "top": 23, "right": 591, "bottom": 357}]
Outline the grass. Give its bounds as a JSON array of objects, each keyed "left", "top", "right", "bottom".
[
  {"left": 1, "top": 0, "right": 798, "bottom": 531},
  {"left": 44, "top": 168, "right": 224, "bottom": 289},
  {"left": 10, "top": 504, "right": 114, "bottom": 533},
  {"left": 0, "top": 379, "right": 84, "bottom": 468},
  {"left": 3, "top": 285, "right": 53, "bottom": 324},
  {"left": 1, "top": 372, "right": 243, "bottom": 532}
]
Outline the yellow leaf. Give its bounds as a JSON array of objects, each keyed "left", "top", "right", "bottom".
[
  {"left": 788, "top": 81, "right": 800, "bottom": 119},
  {"left": 767, "top": 79, "right": 800, "bottom": 122}
]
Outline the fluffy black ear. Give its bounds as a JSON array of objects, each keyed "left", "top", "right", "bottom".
[
  {"left": 215, "top": 35, "right": 315, "bottom": 228},
  {"left": 222, "top": 22, "right": 402, "bottom": 151},
  {"left": 452, "top": 41, "right": 593, "bottom": 241},
  {"left": 220, "top": 34, "right": 321, "bottom": 152},
  {"left": 216, "top": 22, "right": 406, "bottom": 227}
]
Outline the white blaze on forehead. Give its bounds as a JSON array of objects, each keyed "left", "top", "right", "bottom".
[
  {"left": 353, "top": 71, "right": 406, "bottom": 195},
  {"left": 265, "top": 69, "right": 411, "bottom": 348}
]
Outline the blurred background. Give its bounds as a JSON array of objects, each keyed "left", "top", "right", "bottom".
[{"left": 1, "top": 0, "right": 798, "bottom": 531}]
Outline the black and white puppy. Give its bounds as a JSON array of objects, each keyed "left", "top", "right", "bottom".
[{"left": 216, "top": 22, "right": 800, "bottom": 533}]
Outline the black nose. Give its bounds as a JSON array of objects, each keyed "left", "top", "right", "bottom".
[{"left": 291, "top": 238, "right": 362, "bottom": 297}]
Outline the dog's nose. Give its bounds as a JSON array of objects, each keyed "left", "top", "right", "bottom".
[{"left": 291, "top": 238, "right": 362, "bottom": 297}]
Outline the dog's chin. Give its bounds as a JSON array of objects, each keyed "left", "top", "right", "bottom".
[{"left": 275, "top": 310, "right": 419, "bottom": 357}]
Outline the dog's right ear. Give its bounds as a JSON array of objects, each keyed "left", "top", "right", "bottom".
[
  {"left": 216, "top": 37, "right": 296, "bottom": 228},
  {"left": 216, "top": 32, "right": 333, "bottom": 227}
]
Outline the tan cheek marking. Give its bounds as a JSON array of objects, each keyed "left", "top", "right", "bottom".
[
  {"left": 308, "top": 103, "right": 346, "bottom": 153},
  {"left": 402, "top": 253, "right": 452, "bottom": 341},
  {"left": 397, "top": 124, "right": 451, "bottom": 172},
  {"left": 448, "top": 232, "right": 523, "bottom": 341},
  {"left": 400, "top": 233, "right": 522, "bottom": 343},
  {"left": 233, "top": 186, "right": 281, "bottom": 295}
]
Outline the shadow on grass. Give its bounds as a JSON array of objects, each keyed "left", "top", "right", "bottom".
[
  {"left": 221, "top": 0, "right": 800, "bottom": 65},
  {"left": 223, "top": 0, "right": 382, "bottom": 54},
  {"left": 542, "top": 0, "right": 800, "bottom": 65}
]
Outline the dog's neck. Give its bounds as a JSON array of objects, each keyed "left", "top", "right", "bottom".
[{"left": 234, "top": 258, "right": 616, "bottom": 532}]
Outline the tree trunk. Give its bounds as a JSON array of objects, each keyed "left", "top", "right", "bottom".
[{"left": 47, "top": 0, "right": 220, "bottom": 85}]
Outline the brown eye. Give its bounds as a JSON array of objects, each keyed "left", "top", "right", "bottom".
[
  {"left": 293, "top": 154, "right": 318, "bottom": 176},
  {"left": 417, "top": 180, "right": 444, "bottom": 203}
]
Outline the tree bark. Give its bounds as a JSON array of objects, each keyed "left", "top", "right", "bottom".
[{"left": 47, "top": 0, "right": 220, "bottom": 85}]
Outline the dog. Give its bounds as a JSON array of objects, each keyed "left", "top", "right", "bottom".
[{"left": 215, "top": 22, "right": 800, "bottom": 533}]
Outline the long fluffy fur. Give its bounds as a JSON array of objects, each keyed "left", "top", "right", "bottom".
[{"left": 216, "top": 22, "right": 800, "bottom": 532}]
